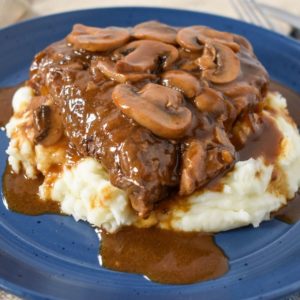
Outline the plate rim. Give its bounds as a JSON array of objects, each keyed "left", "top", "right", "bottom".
[
  {"left": 0, "top": 6, "right": 299, "bottom": 50},
  {"left": 1, "top": 6, "right": 300, "bottom": 300}
]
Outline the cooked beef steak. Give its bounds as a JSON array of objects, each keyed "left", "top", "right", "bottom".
[{"left": 28, "top": 22, "right": 268, "bottom": 216}]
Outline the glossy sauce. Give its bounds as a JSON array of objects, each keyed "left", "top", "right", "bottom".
[
  {"left": 0, "top": 82, "right": 71, "bottom": 214},
  {"left": 0, "top": 83, "right": 23, "bottom": 128},
  {"left": 99, "top": 226, "right": 228, "bottom": 284},
  {"left": 1, "top": 80, "right": 300, "bottom": 284},
  {"left": 2, "top": 164, "right": 60, "bottom": 215},
  {"left": 28, "top": 31, "right": 269, "bottom": 217},
  {"left": 238, "top": 115, "right": 283, "bottom": 164},
  {"left": 269, "top": 81, "right": 300, "bottom": 223},
  {"left": 274, "top": 192, "right": 300, "bottom": 224}
]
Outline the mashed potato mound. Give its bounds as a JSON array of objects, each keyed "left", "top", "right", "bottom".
[{"left": 6, "top": 87, "right": 300, "bottom": 232}]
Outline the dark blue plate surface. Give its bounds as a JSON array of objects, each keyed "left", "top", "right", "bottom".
[{"left": 0, "top": 7, "right": 300, "bottom": 300}]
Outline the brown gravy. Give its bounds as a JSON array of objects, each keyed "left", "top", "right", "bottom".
[
  {"left": 270, "top": 81, "right": 300, "bottom": 126},
  {"left": 2, "top": 164, "right": 60, "bottom": 215},
  {"left": 99, "top": 226, "right": 228, "bottom": 284},
  {"left": 0, "top": 83, "right": 23, "bottom": 128},
  {"left": 238, "top": 115, "right": 283, "bottom": 164},
  {"left": 274, "top": 192, "right": 300, "bottom": 224},
  {"left": 0, "top": 80, "right": 300, "bottom": 284}
]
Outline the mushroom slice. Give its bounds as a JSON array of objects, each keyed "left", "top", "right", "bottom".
[
  {"left": 233, "top": 34, "right": 253, "bottom": 52},
  {"left": 179, "top": 139, "right": 207, "bottom": 195},
  {"left": 96, "top": 58, "right": 156, "bottom": 83},
  {"left": 33, "top": 103, "right": 63, "bottom": 146},
  {"left": 115, "top": 40, "right": 179, "bottom": 73},
  {"left": 132, "top": 21, "right": 178, "bottom": 44},
  {"left": 196, "top": 44, "right": 216, "bottom": 70},
  {"left": 66, "top": 24, "right": 130, "bottom": 52},
  {"left": 197, "top": 43, "right": 241, "bottom": 84},
  {"left": 215, "top": 82, "right": 259, "bottom": 98},
  {"left": 194, "top": 87, "right": 226, "bottom": 117},
  {"left": 176, "top": 26, "right": 240, "bottom": 52},
  {"left": 161, "top": 70, "right": 202, "bottom": 98},
  {"left": 112, "top": 83, "right": 192, "bottom": 139}
]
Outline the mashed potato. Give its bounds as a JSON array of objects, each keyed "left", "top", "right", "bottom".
[{"left": 6, "top": 87, "right": 300, "bottom": 232}]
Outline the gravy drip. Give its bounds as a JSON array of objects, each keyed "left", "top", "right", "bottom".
[
  {"left": 269, "top": 81, "right": 300, "bottom": 223},
  {"left": 2, "top": 164, "right": 60, "bottom": 215},
  {"left": 275, "top": 192, "right": 300, "bottom": 224},
  {"left": 0, "top": 83, "right": 23, "bottom": 128},
  {"left": 1, "top": 80, "right": 300, "bottom": 284},
  {"left": 237, "top": 115, "right": 283, "bottom": 164},
  {"left": 99, "top": 226, "right": 228, "bottom": 284},
  {"left": 27, "top": 22, "right": 270, "bottom": 217}
]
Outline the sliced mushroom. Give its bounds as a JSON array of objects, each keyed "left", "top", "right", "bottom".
[
  {"left": 196, "top": 44, "right": 217, "bottom": 70},
  {"left": 90, "top": 59, "right": 108, "bottom": 83},
  {"left": 27, "top": 96, "right": 46, "bottom": 112},
  {"left": 177, "top": 48, "right": 202, "bottom": 72},
  {"left": 179, "top": 139, "right": 207, "bottom": 195},
  {"left": 66, "top": 24, "right": 130, "bottom": 52},
  {"left": 161, "top": 70, "right": 202, "bottom": 98},
  {"left": 194, "top": 87, "right": 226, "bottom": 117},
  {"left": 196, "top": 42, "right": 241, "bottom": 83},
  {"left": 112, "top": 83, "right": 192, "bottom": 139},
  {"left": 96, "top": 58, "right": 156, "bottom": 83},
  {"left": 176, "top": 26, "right": 240, "bottom": 52},
  {"left": 114, "top": 40, "right": 179, "bottom": 73},
  {"left": 33, "top": 103, "right": 63, "bottom": 146},
  {"left": 132, "top": 21, "right": 178, "bottom": 44},
  {"left": 215, "top": 82, "right": 259, "bottom": 98},
  {"left": 233, "top": 34, "right": 253, "bottom": 52}
]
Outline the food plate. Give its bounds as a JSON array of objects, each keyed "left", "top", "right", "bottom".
[{"left": 0, "top": 7, "right": 300, "bottom": 300}]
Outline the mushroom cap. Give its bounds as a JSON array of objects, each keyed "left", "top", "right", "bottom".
[
  {"left": 115, "top": 40, "right": 179, "bottom": 73},
  {"left": 132, "top": 21, "right": 178, "bottom": 44},
  {"left": 161, "top": 70, "right": 202, "bottom": 98},
  {"left": 112, "top": 83, "right": 192, "bottom": 139},
  {"left": 197, "top": 42, "right": 241, "bottom": 84},
  {"left": 96, "top": 58, "right": 156, "bottom": 83},
  {"left": 176, "top": 26, "right": 240, "bottom": 52},
  {"left": 66, "top": 24, "right": 130, "bottom": 52},
  {"left": 233, "top": 34, "right": 253, "bottom": 52},
  {"left": 194, "top": 87, "right": 226, "bottom": 117},
  {"left": 33, "top": 101, "right": 63, "bottom": 146}
]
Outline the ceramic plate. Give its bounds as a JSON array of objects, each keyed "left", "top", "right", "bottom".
[{"left": 0, "top": 7, "right": 300, "bottom": 300}]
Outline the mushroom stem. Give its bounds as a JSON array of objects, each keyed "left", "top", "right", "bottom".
[{"left": 66, "top": 24, "right": 130, "bottom": 52}]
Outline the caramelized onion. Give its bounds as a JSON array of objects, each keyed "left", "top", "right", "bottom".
[
  {"left": 161, "top": 70, "right": 202, "bottom": 98},
  {"left": 197, "top": 43, "right": 241, "bottom": 83},
  {"left": 176, "top": 26, "right": 240, "bottom": 52}
]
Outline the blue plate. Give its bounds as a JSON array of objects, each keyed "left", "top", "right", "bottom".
[{"left": 1, "top": 7, "right": 300, "bottom": 300}]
